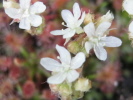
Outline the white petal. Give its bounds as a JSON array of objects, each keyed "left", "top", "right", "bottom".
[
  {"left": 123, "top": 0, "right": 133, "bottom": 15},
  {"left": 94, "top": 45, "right": 107, "bottom": 61},
  {"left": 56, "top": 45, "right": 71, "bottom": 65},
  {"left": 19, "top": 0, "right": 31, "bottom": 9},
  {"left": 102, "top": 36, "right": 122, "bottom": 47},
  {"left": 19, "top": 17, "right": 31, "bottom": 30},
  {"left": 61, "top": 10, "right": 74, "bottom": 25},
  {"left": 71, "top": 52, "right": 85, "bottom": 69},
  {"left": 129, "top": 21, "right": 133, "bottom": 33},
  {"left": 67, "top": 70, "right": 79, "bottom": 83},
  {"left": 30, "top": 2, "right": 46, "bottom": 14},
  {"left": 95, "top": 22, "right": 111, "bottom": 36},
  {"left": 64, "top": 38, "right": 70, "bottom": 45},
  {"left": 85, "top": 41, "right": 93, "bottom": 53},
  {"left": 77, "top": 12, "right": 85, "bottom": 26},
  {"left": 73, "top": 3, "right": 81, "bottom": 20},
  {"left": 63, "top": 28, "right": 76, "bottom": 38},
  {"left": 5, "top": 8, "right": 21, "bottom": 19},
  {"left": 47, "top": 72, "right": 67, "bottom": 84},
  {"left": 29, "top": 15, "right": 42, "bottom": 27},
  {"left": 50, "top": 30, "right": 64, "bottom": 35},
  {"left": 84, "top": 22, "right": 95, "bottom": 37},
  {"left": 40, "top": 58, "right": 61, "bottom": 71}
]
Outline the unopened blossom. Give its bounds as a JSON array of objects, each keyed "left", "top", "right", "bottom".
[
  {"left": 40, "top": 45, "right": 85, "bottom": 84},
  {"left": 97, "top": 11, "right": 114, "bottom": 25},
  {"left": 3, "top": 0, "right": 19, "bottom": 9},
  {"left": 123, "top": 0, "right": 133, "bottom": 15},
  {"left": 84, "top": 22, "right": 122, "bottom": 60},
  {"left": 51, "top": 3, "right": 85, "bottom": 44},
  {"left": 4, "top": 0, "right": 46, "bottom": 30}
]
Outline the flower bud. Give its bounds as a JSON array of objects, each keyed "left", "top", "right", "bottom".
[
  {"left": 67, "top": 41, "right": 80, "bottom": 54},
  {"left": 74, "top": 78, "right": 92, "bottom": 92},
  {"left": 49, "top": 84, "right": 59, "bottom": 93},
  {"left": 58, "top": 83, "right": 72, "bottom": 97},
  {"left": 96, "top": 11, "right": 114, "bottom": 26},
  {"left": 3, "top": 0, "right": 19, "bottom": 9},
  {"left": 84, "top": 13, "right": 94, "bottom": 25}
]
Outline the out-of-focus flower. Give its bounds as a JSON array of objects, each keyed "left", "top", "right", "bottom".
[
  {"left": 22, "top": 80, "right": 36, "bottom": 99},
  {"left": 96, "top": 63, "right": 121, "bottom": 93},
  {"left": 51, "top": 3, "right": 85, "bottom": 44},
  {"left": 40, "top": 45, "right": 85, "bottom": 84},
  {"left": 123, "top": 0, "right": 133, "bottom": 15},
  {"left": 84, "top": 22, "right": 122, "bottom": 60},
  {"left": 5, "top": 34, "right": 24, "bottom": 52},
  {"left": 4, "top": 0, "right": 46, "bottom": 30},
  {"left": 74, "top": 78, "right": 92, "bottom": 92},
  {"left": 51, "top": 0, "right": 69, "bottom": 11},
  {"left": 0, "top": 79, "right": 13, "bottom": 95},
  {"left": 128, "top": 21, "right": 133, "bottom": 39},
  {"left": 9, "top": 66, "right": 21, "bottom": 80},
  {"left": 37, "top": 21, "right": 64, "bottom": 48},
  {"left": 113, "top": 0, "right": 123, "bottom": 10},
  {"left": 41, "top": 89, "right": 57, "bottom": 100},
  {"left": 0, "top": 57, "right": 12, "bottom": 71}
]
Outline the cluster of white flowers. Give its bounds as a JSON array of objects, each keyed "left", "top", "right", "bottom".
[
  {"left": 3, "top": 0, "right": 46, "bottom": 30},
  {"left": 3, "top": 1, "right": 123, "bottom": 99},
  {"left": 40, "top": 2, "right": 122, "bottom": 84}
]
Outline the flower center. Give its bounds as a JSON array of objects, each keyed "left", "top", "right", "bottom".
[
  {"left": 89, "top": 37, "right": 100, "bottom": 45},
  {"left": 22, "top": 9, "right": 30, "bottom": 18},
  {"left": 62, "top": 63, "right": 71, "bottom": 72}
]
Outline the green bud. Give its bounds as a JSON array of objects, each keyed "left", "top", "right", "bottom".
[{"left": 74, "top": 78, "right": 92, "bottom": 92}]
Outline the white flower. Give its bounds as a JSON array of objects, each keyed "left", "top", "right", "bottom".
[
  {"left": 4, "top": 0, "right": 46, "bottom": 30},
  {"left": 40, "top": 45, "right": 85, "bottom": 84},
  {"left": 123, "top": 0, "right": 133, "bottom": 15},
  {"left": 84, "top": 22, "right": 122, "bottom": 61},
  {"left": 128, "top": 21, "right": 133, "bottom": 39},
  {"left": 51, "top": 3, "right": 85, "bottom": 44}
]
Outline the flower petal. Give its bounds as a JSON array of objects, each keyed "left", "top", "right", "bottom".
[
  {"left": 94, "top": 45, "right": 107, "bottom": 61},
  {"left": 50, "top": 30, "right": 64, "bottom": 35},
  {"left": 129, "top": 21, "right": 133, "bottom": 33},
  {"left": 5, "top": 8, "right": 21, "bottom": 19},
  {"left": 73, "top": 2, "right": 81, "bottom": 20},
  {"left": 63, "top": 28, "right": 76, "bottom": 38},
  {"left": 84, "top": 22, "right": 95, "bottom": 37},
  {"left": 71, "top": 52, "right": 85, "bottom": 69},
  {"left": 40, "top": 58, "right": 61, "bottom": 71},
  {"left": 19, "top": 0, "right": 31, "bottom": 9},
  {"left": 85, "top": 41, "right": 93, "bottom": 53},
  {"left": 101, "top": 36, "right": 122, "bottom": 47},
  {"left": 95, "top": 22, "right": 111, "bottom": 36},
  {"left": 30, "top": 2, "right": 46, "bottom": 14},
  {"left": 56, "top": 45, "right": 71, "bottom": 65},
  {"left": 47, "top": 72, "right": 67, "bottom": 84},
  {"left": 77, "top": 11, "right": 85, "bottom": 26},
  {"left": 19, "top": 17, "right": 31, "bottom": 30},
  {"left": 64, "top": 38, "right": 70, "bottom": 45},
  {"left": 61, "top": 10, "right": 74, "bottom": 26},
  {"left": 67, "top": 70, "right": 79, "bottom": 83},
  {"left": 29, "top": 15, "right": 42, "bottom": 27},
  {"left": 123, "top": 0, "right": 133, "bottom": 15}
]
